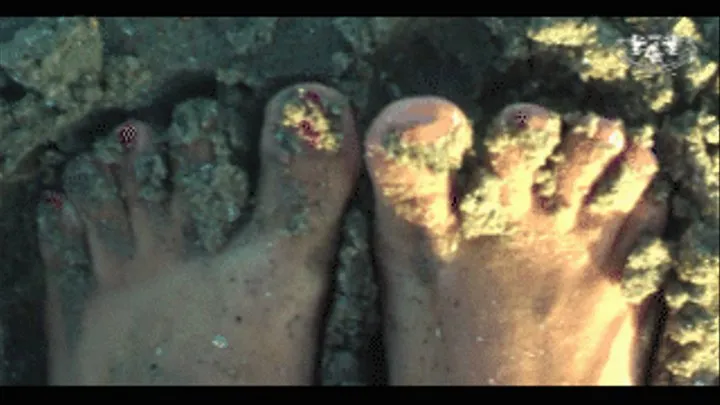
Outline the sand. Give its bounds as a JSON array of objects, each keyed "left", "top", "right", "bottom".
[{"left": 0, "top": 17, "right": 717, "bottom": 385}]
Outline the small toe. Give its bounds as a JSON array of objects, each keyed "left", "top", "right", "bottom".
[
  {"left": 584, "top": 141, "right": 659, "bottom": 232},
  {"left": 165, "top": 98, "right": 248, "bottom": 254},
  {"left": 607, "top": 192, "right": 668, "bottom": 271},
  {"left": 169, "top": 137, "right": 218, "bottom": 249},
  {"left": 114, "top": 120, "right": 177, "bottom": 254},
  {"left": 553, "top": 116, "right": 626, "bottom": 228},
  {"left": 37, "top": 192, "right": 88, "bottom": 274},
  {"left": 573, "top": 139, "right": 661, "bottom": 269},
  {"left": 62, "top": 153, "right": 135, "bottom": 278},
  {"left": 485, "top": 103, "right": 562, "bottom": 215}
]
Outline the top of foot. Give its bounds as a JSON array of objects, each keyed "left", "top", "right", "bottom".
[{"left": 366, "top": 98, "right": 668, "bottom": 385}]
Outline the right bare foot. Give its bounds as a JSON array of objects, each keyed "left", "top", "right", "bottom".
[
  {"left": 366, "top": 99, "right": 667, "bottom": 385},
  {"left": 38, "top": 83, "right": 359, "bottom": 384}
]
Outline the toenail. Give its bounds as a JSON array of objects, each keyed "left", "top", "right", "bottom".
[
  {"left": 503, "top": 104, "right": 549, "bottom": 131},
  {"left": 117, "top": 121, "right": 139, "bottom": 149},
  {"left": 277, "top": 87, "right": 345, "bottom": 153},
  {"left": 300, "top": 89, "right": 323, "bottom": 108},
  {"left": 513, "top": 111, "right": 529, "bottom": 128},
  {"left": 43, "top": 190, "right": 64, "bottom": 210},
  {"left": 379, "top": 109, "right": 473, "bottom": 173},
  {"left": 487, "top": 104, "right": 561, "bottom": 160},
  {"left": 298, "top": 119, "right": 321, "bottom": 140}
]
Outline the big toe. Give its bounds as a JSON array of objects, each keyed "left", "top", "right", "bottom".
[
  {"left": 364, "top": 97, "right": 474, "bottom": 384},
  {"left": 245, "top": 83, "right": 360, "bottom": 257},
  {"left": 365, "top": 96, "right": 473, "bottom": 259}
]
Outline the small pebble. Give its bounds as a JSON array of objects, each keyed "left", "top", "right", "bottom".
[{"left": 212, "top": 334, "right": 228, "bottom": 349}]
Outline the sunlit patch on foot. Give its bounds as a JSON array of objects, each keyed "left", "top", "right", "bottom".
[
  {"left": 460, "top": 103, "right": 563, "bottom": 238},
  {"left": 365, "top": 97, "right": 473, "bottom": 258},
  {"left": 364, "top": 96, "right": 478, "bottom": 384},
  {"left": 371, "top": 100, "right": 669, "bottom": 385},
  {"left": 488, "top": 104, "right": 562, "bottom": 217},
  {"left": 550, "top": 115, "right": 628, "bottom": 232}
]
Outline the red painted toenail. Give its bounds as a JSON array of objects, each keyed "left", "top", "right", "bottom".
[
  {"left": 297, "top": 119, "right": 321, "bottom": 141},
  {"left": 302, "top": 90, "right": 323, "bottom": 107},
  {"left": 513, "top": 111, "right": 529, "bottom": 128},
  {"left": 43, "top": 191, "right": 63, "bottom": 210},
  {"left": 117, "top": 122, "right": 138, "bottom": 148}
]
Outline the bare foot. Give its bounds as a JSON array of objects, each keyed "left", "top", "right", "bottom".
[
  {"left": 366, "top": 99, "right": 667, "bottom": 385},
  {"left": 38, "top": 83, "right": 359, "bottom": 385}
]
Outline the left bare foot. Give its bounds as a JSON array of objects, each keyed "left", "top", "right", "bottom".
[{"left": 38, "top": 83, "right": 360, "bottom": 385}]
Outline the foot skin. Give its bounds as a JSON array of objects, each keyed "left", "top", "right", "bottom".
[
  {"left": 38, "top": 83, "right": 360, "bottom": 385},
  {"left": 366, "top": 99, "right": 667, "bottom": 385}
]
